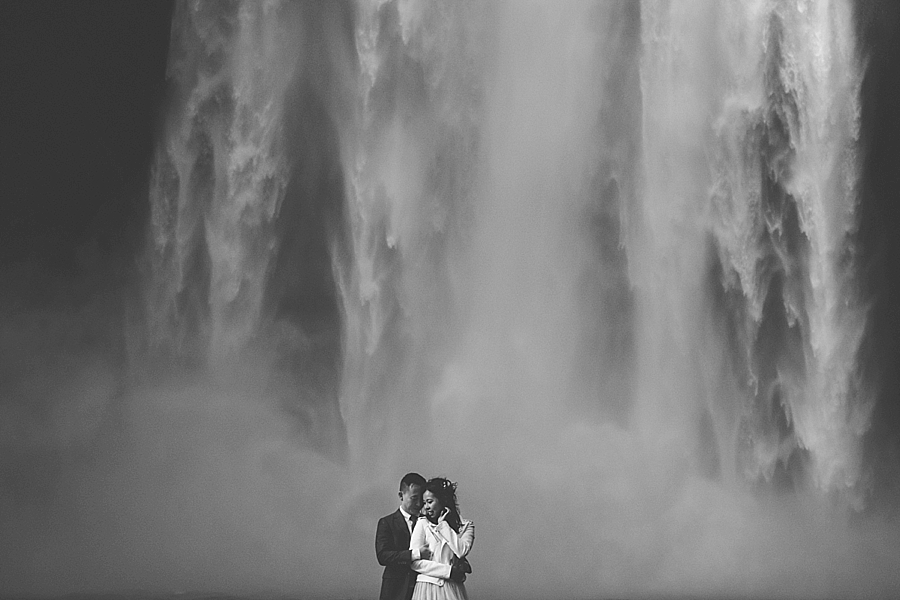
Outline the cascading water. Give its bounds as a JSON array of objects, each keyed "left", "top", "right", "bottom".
[
  {"left": 636, "top": 0, "right": 871, "bottom": 506},
  {"left": 133, "top": 0, "right": 893, "bottom": 597},
  {"left": 144, "top": 1, "right": 298, "bottom": 361},
  {"left": 141, "top": 2, "right": 349, "bottom": 454}
]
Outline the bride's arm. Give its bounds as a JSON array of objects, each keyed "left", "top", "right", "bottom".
[{"left": 410, "top": 520, "right": 452, "bottom": 579}]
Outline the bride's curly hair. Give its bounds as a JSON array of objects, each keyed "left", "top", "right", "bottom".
[{"left": 424, "top": 477, "right": 462, "bottom": 532}]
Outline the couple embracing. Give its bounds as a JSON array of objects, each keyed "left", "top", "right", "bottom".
[{"left": 376, "top": 473, "right": 475, "bottom": 600}]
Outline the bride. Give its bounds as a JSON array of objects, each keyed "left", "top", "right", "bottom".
[{"left": 410, "top": 477, "right": 475, "bottom": 600}]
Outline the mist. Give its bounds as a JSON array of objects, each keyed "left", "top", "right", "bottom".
[{"left": 3, "top": 1, "right": 900, "bottom": 599}]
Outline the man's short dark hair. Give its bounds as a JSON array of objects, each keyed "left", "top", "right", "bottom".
[{"left": 400, "top": 472, "right": 426, "bottom": 491}]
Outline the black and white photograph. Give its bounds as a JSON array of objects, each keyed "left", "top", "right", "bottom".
[{"left": 3, "top": 1, "right": 900, "bottom": 599}]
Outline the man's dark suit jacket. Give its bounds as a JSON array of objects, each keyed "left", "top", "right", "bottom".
[{"left": 376, "top": 509, "right": 417, "bottom": 600}]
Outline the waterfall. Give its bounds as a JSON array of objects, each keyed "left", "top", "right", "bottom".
[
  {"left": 135, "top": 0, "right": 885, "bottom": 595},
  {"left": 332, "top": 1, "right": 491, "bottom": 464},
  {"left": 636, "top": 0, "right": 870, "bottom": 505},
  {"left": 329, "top": 0, "right": 643, "bottom": 485},
  {"left": 144, "top": 1, "right": 299, "bottom": 361}
]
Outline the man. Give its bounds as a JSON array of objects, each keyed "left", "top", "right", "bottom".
[{"left": 376, "top": 473, "right": 431, "bottom": 600}]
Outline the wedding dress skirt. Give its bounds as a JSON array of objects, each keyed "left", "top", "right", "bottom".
[{"left": 411, "top": 579, "right": 469, "bottom": 600}]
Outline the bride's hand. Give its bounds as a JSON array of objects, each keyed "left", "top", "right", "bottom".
[{"left": 437, "top": 507, "right": 450, "bottom": 523}]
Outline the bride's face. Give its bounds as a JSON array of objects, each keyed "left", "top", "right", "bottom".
[{"left": 422, "top": 490, "right": 444, "bottom": 522}]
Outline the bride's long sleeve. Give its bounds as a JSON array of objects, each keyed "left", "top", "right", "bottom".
[
  {"left": 410, "top": 519, "right": 452, "bottom": 580},
  {"left": 434, "top": 520, "right": 474, "bottom": 558}
]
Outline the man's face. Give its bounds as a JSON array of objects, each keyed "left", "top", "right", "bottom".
[{"left": 399, "top": 483, "right": 423, "bottom": 516}]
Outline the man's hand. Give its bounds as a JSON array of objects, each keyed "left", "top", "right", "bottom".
[
  {"left": 449, "top": 566, "right": 467, "bottom": 583},
  {"left": 458, "top": 557, "right": 472, "bottom": 574},
  {"left": 419, "top": 546, "right": 432, "bottom": 560}
]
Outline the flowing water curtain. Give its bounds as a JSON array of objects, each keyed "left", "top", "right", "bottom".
[
  {"left": 635, "top": 0, "right": 737, "bottom": 489},
  {"left": 709, "top": 0, "right": 870, "bottom": 501},
  {"left": 334, "top": 1, "right": 639, "bottom": 468},
  {"left": 759, "top": 0, "right": 869, "bottom": 501},
  {"left": 334, "top": 1, "right": 487, "bottom": 461},
  {"left": 145, "top": 1, "right": 299, "bottom": 362},
  {"left": 640, "top": 0, "right": 870, "bottom": 503}
]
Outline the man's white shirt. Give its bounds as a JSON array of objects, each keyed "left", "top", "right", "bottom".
[{"left": 399, "top": 506, "right": 422, "bottom": 561}]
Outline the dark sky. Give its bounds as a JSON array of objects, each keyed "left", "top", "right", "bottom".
[{"left": 0, "top": 0, "right": 173, "bottom": 266}]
